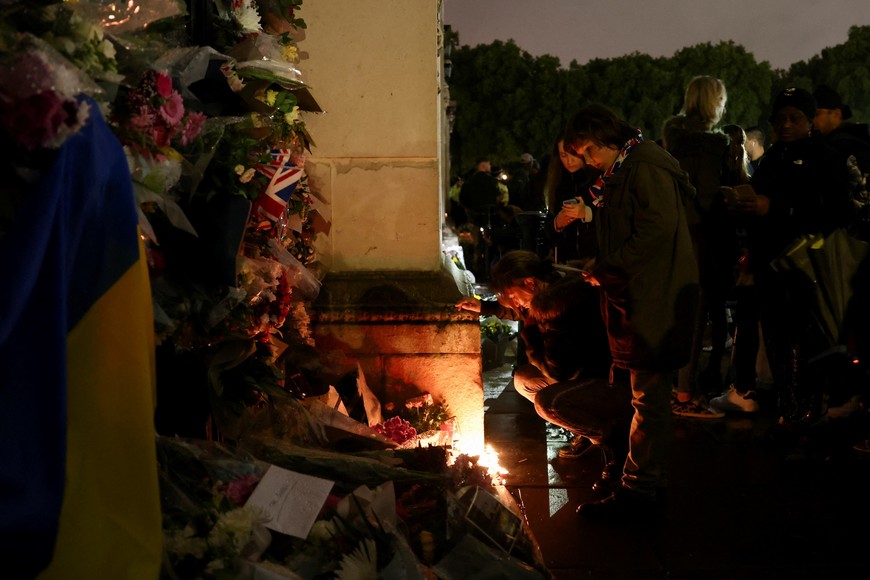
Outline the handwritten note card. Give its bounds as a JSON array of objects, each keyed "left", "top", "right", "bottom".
[{"left": 245, "top": 464, "right": 335, "bottom": 538}]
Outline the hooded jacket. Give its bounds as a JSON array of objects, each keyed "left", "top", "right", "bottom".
[{"left": 590, "top": 140, "right": 700, "bottom": 370}]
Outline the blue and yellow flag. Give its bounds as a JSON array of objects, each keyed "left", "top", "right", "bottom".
[{"left": 0, "top": 96, "right": 162, "bottom": 578}]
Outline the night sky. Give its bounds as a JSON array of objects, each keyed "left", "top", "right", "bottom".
[{"left": 444, "top": 0, "right": 870, "bottom": 70}]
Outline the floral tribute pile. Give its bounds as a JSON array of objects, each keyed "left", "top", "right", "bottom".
[
  {"left": 1, "top": 0, "right": 329, "bottom": 428},
  {"left": 157, "top": 393, "right": 547, "bottom": 579},
  {"left": 0, "top": 1, "right": 548, "bottom": 577}
]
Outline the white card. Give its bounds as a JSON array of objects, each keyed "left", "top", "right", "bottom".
[{"left": 245, "top": 464, "right": 335, "bottom": 538}]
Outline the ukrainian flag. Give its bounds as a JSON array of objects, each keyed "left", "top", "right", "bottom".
[{"left": 0, "top": 97, "right": 162, "bottom": 578}]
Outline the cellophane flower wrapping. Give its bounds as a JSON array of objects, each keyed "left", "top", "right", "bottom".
[{"left": 0, "top": 35, "right": 99, "bottom": 151}]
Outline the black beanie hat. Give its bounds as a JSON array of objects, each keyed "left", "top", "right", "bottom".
[
  {"left": 769, "top": 87, "right": 816, "bottom": 123},
  {"left": 813, "top": 84, "right": 853, "bottom": 120}
]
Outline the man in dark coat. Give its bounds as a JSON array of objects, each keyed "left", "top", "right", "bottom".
[
  {"left": 562, "top": 105, "right": 700, "bottom": 520},
  {"left": 730, "top": 87, "right": 855, "bottom": 426}
]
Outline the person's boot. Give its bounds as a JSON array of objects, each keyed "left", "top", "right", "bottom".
[
  {"left": 591, "top": 430, "right": 629, "bottom": 493},
  {"left": 591, "top": 456, "right": 622, "bottom": 493},
  {"left": 557, "top": 434, "right": 595, "bottom": 460}
]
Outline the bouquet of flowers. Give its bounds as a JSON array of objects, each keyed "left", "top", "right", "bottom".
[
  {"left": 111, "top": 69, "right": 206, "bottom": 160},
  {"left": 35, "top": 3, "right": 123, "bottom": 84},
  {"left": 372, "top": 416, "right": 417, "bottom": 446}
]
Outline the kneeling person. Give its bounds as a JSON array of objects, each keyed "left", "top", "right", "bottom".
[{"left": 456, "top": 251, "right": 633, "bottom": 489}]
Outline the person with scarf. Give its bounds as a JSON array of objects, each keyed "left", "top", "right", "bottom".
[{"left": 561, "top": 105, "right": 699, "bottom": 520}]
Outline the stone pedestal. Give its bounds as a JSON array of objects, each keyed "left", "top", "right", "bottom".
[
  {"left": 300, "top": 1, "right": 484, "bottom": 450},
  {"left": 311, "top": 266, "right": 484, "bottom": 451}
]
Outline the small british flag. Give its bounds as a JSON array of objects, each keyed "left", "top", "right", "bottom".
[{"left": 252, "top": 149, "right": 304, "bottom": 222}]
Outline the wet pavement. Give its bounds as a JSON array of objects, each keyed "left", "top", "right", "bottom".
[{"left": 483, "top": 356, "right": 870, "bottom": 580}]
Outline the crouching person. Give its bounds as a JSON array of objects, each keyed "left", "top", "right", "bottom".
[{"left": 456, "top": 250, "right": 633, "bottom": 492}]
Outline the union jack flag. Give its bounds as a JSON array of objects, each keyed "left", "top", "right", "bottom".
[{"left": 252, "top": 151, "right": 304, "bottom": 222}]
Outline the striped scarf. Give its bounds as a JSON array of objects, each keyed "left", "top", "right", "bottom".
[{"left": 588, "top": 130, "right": 644, "bottom": 207}]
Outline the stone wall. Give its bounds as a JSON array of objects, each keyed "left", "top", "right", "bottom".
[{"left": 311, "top": 267, "right": 484, "bottom": 451}]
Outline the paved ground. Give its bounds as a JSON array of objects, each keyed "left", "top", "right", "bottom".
[{"left": 483, "top": 358, "right": 870, "bottom": 580}]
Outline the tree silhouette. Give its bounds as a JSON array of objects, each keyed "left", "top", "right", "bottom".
[{"left": 447, "top": 26, "right": 870, "bottom": 177}]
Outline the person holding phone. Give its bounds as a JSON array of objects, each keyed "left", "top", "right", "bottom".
[
  {"left": 543, "top": 137, "right": 600, "bottom": 267},
  {"left": 562, "top": 104, "right": 700, "bottom": 520}
]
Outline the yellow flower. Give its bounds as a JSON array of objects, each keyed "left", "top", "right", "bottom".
[
  {"left": 265, "top": 89, "right": 278, "bottom": 107},
  {"left": 282, "top": 45, "right": 299, "bottom": 62},
  {"left": 284, "top": 106, "right": 300, "bottom": 125}
]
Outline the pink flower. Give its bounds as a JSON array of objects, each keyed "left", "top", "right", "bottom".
[
  {"left": 373, "top": 416, "right": 417, "bottom": 444},
  {"left": 149, "top": 123, "right": 171, "bottom": 148},
  {"left": 159, "top": 91, "right": 185, "bottom": 127},
  {"left": 181, "top": 111, "right": 206, "bottom": 146},
  {"left": 225, "top": 473, "right": 259, "bottom": 506},
  {"left": 128, "top": 107, "right": 156, "bottom": 131},
  {"left": 155, "top": 72, "right": 173, "bottom": 98}
]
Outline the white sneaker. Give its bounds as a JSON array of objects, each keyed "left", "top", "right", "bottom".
[
  {"left": 702, "top": 336, "right": 734, "bottom": 352},
  {"left": 710, "top": 385, "right": 759, "bottom": 413}
]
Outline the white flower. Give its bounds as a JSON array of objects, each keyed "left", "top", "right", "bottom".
[
  {"left": 240, "top": 167, "right": 257, "bottom": 183},
  {"left": 99, "top": 38, "right": 116, "bottom": 60},
  {"left": 335, "top": 538, "right": 378, "bottom": 580},
  {"left": 233, "top": 0, "right": 263, "bottom": 33}
]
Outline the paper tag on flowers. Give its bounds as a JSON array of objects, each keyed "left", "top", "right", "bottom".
[{"left": 245, "top": 464, "right": 334, "bottom": 538}]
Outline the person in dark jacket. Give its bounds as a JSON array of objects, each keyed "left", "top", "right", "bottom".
[
  {"left": 455, "top": 250, "right": 632, "bottom": 489},
  {"left": 459, "top": 157, "right": 505, "bottom": 227},
  {"left": 562, "top": 104, "right": 700, "bottom": 520},
  {"left": 724, "top": 87, "right": 855, "bottom": 428},
  {"left": 812, "top": 84, "right": 870, "bottom": 241}
]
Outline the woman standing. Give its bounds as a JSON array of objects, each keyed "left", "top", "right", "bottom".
[
  {"left": 543, "top": 137, "right": 600, "bottom": 266},
  {"left": 662, "top": 76, "right": 734, "bottom": 418}
]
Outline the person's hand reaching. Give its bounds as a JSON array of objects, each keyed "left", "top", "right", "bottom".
[{"left": 455, "top": 296, "right": 481, "bottom": 313}]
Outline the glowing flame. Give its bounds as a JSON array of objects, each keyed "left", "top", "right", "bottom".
[
  {"left": 478, "top": 444, "right": 509, "bottom": 485},
  {"left": 451, "top": 440, "right": 508, "bottom": 485}
]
